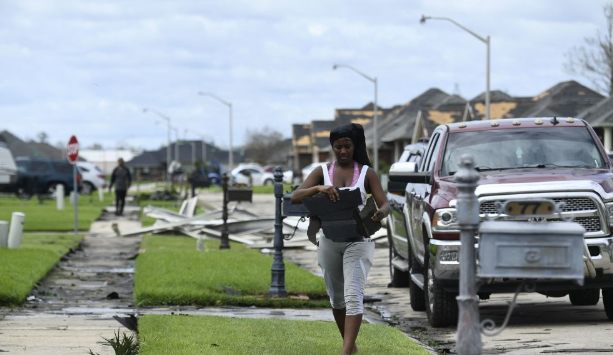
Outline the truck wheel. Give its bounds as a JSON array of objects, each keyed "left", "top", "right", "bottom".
[
  {"left": 602, "top": 288, "right": 613, "bottom": 320},
  {"left": 409, "top": 251, "right": 426, "bottom": 311},
  {"left": 264, "top": 179, "right": 274, "bottom": 186},
  {"left": 424, "top": 254, "right": 458, "bottom": 327},
  {"left": 388, "top": 243, "right": 409, "bottom": 287},
  {"left": 569, "top": 289, "right": 600, "bottom": 306}
]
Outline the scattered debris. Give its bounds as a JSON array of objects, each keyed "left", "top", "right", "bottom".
[
  {"left": 113, "top": 314, "right": 138, "bottom": 332},
  {"left": 106, "top": 292, "right": 120, "bottom": 300},
  {"left": 122, "top": 196, "right": 387, "bottom": 251}
]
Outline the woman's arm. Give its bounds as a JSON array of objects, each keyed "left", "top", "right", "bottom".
[
  {"left": 290, "top": 165, "right": 340, "bottom": 204},
  {"left": 365, "top": 168, "right": 390, "bottom": 221}
]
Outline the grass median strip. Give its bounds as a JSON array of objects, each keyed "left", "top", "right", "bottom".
[
  {"left": 0, "top": 233, "right": 83, "bottom": 306},
  {"left": 134, "top": 235, "right": 328, "bottom": 307},
  {"left": 0, "top": 195, "right": 113, "bottom": 231},
  {"left": 138, "top": 315, "right": 429, "bottom": 355}
]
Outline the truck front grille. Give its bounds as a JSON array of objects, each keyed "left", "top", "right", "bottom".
[
  {"left": 546, "top": 216, "right": 602, "bottom": 233},
  {"left": 480, "top": 197, "right": 597, "bottom": 215},
  {"left": 479, "top": 197, "right": 603, "bottom": 234}
]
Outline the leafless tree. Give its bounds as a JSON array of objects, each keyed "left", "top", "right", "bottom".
[
  {"left": 37, "top": 131, "right": 48, "bottom": 143},
  {"left": 565, "top": 3, "right": 613, "bottom": 95},
  {"left": 244, "top": 126, "right": 284, "bottom": 165}
]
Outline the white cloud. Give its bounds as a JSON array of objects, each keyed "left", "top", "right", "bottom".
[
  {"left": 0, "top": 0, "right": 612, "bottom": 150},
  {"left": 308, "top": 24, "right": 327, "bottom": 36}
]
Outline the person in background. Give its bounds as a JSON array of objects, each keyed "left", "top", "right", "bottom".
[{"left": 109, "top": 158, "right": 132, "bottom": 216}]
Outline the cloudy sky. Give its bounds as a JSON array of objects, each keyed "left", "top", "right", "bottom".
[{"left": 0, "top": 0, "right": 611, "bottom": 151}]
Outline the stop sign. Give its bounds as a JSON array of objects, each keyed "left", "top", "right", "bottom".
[{"left": 67, "top": 135, "right": 79, "bottom": 164}]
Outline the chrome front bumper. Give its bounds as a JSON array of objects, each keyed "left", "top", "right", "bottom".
[{"left": 430, "top": 237, "right": 613, "bottom": 281}]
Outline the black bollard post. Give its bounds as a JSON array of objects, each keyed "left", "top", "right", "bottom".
[
  {"left": 268, "top": 166, "right": 287, "bottom": 297},
  {"left": 220, "top": 173, "right": 230, "bottom": 249}
]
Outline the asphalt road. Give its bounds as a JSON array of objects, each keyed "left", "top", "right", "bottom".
[{"left": 224, "top": 191, "right": 613, "bottom": 354}]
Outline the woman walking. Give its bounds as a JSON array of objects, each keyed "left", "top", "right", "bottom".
[{"left": 291, "top": 123, "right": 390, "bottom": 355}]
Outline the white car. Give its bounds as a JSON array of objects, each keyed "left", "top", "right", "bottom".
[
  {"left": 0, "top": 143, "right": 17, "bottom": 192},
  {"left": 231, "top": 164, "right": 292, "bottom": 186},
  {"left": 77, "top": 162, "right": 107, "bottom": 195},
  {"left": 301, "top": 162, "right": 323, "bottom": 181}
]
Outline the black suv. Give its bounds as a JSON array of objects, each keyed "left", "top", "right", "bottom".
[{"left": 15, "top": 157, "right": 82, "bottom": 197}]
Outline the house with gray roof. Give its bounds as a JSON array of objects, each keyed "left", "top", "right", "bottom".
[
  {"left": 0, "top": 130, "right": 68, "bottom": 160},
  {"left": 126, "top": 140, "right": 242, "bottom": 180},
  {"left": 578, "top": 95, "right": 613, "bottom": 152}
]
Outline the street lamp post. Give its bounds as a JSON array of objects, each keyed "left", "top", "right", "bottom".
[
  {"left": 198, "top": 92, "right": 233, "bottom": 171},
  {"left": 420, "top": 15, "right": 491, "bottom": 121},
  {"left": 333, "top": 64, "right": 379, "bottom": 174},
  {"left": 143, "top": 108, "right": 172, "bottom": 187}
]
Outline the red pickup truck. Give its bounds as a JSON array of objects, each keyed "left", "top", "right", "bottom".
[{"left": 388, "top": 117, "right": 613, "bottom": 327}]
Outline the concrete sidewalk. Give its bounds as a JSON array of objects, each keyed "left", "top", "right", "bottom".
[{"left": 0, "top": 205, "right": 141, "bottom": 355}]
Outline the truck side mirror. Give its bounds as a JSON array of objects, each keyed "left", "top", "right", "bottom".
[{"left": 389, "top": 162, "right": 431, "bottom": 184}]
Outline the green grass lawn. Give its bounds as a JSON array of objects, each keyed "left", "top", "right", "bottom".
[
  {"left": 0, "top": 233, "right": 83, "bottom": 306},
  {"left": 0, "top": 194, "right": 114, "bottom": 232},
  {"left": 134, "top": 235, "right": 328, "bottom": 307},
  {"left": 138, "top": 315, "right": 429, "bottom": 355}
]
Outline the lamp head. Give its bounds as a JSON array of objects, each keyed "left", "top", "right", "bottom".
[
  {"left": 332, "top": 64, "right": 338, "bottom": 70},
  {"left": 142, "top": 108, "right": 148, "bottom": 113},
  {"left": 420, "top": 15, "right": 428, "bottom": 24}
]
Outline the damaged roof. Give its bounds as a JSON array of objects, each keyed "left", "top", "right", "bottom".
[
  {"left": 311, "top": 120, "right": 337, "bottom": 149},
  {"left": 335, "top": 102, "right": 390, "bottom": 127},
  {"left": 578, "top": 95, "right": 613, "bottom": 127},
  {"left": 370, "top": 88, "right": 458, "bottom": 144},
  {"left": 292, "top": 124, "right": 312, "bottom": 153},
  {"left": 520, "top": 80, "right": 604, "bottom": 118}
]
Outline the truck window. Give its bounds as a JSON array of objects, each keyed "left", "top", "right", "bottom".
[
  {"left": 421, "top": 133, "right": 441, "bottom": 172},
  {"left": 441, "top": 127, "right": 607, "bottom": 176}
]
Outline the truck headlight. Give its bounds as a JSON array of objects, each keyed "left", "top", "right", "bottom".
[
  {"left": 606, "top": 203, "right": 613, "bottom": 226},
  {"left": 434, "top": 208, "right": 458, "bottom": 230}
]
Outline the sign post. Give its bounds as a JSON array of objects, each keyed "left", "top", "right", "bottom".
[{"left": 67, "top": 136, "right": 79, "bottom": 234}]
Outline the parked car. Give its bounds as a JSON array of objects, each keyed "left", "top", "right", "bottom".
[
  {"left": 231, "top": 164, "right": 292, "bottom": 186},
  {"left": 386, "top": 139, "right": 428, "bottom": 288},
  {"left": 301, "top": 162, "right": 322, "bottom": 181},
  {"left": 77, "top": 162, "right": 106, "bottom": 195},
  {"left": 389, "top": 117, "right": 613, "bottom": 327},
  {"left": 206, "top": 162, "right": 223, "bottom": 185},
  {"left": 0, "top": 143, "right": 18, "bottom": 193},
  {"left": 15, "top": 157, "right": 82, "bottom": 197},
  {"left": 263, "top": 165, "right": 294, "bottom": 184}
]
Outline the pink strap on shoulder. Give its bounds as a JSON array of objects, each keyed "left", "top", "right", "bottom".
[
  {"left": 329, "top": 161, "right": 359, "bottom": 187},
  {"left": 351, "top": 162, "right": 359, "bottom": 187}
]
